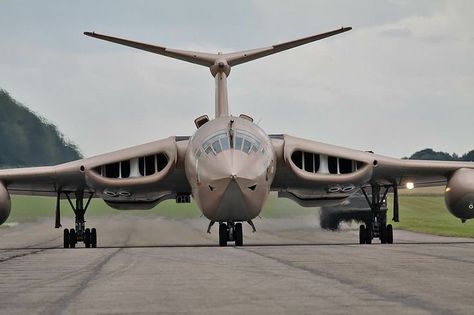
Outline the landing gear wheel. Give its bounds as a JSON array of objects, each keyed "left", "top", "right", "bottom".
[
  {"left": 219, "top": 223, "right": 228, "bottom": 247},
  {"left": 380, "top": 225, "right": 387, "bottom": 244},
  {"left": 91, "top": 228, "right": 97, "bottom": 248},
  {"left": 365, "top": 226, "right": 372, "bottom": 244},
  {"left": 69, "top": 229, "right": 77, "bottom": 248},
  {"left": 84, "top": 228, "right": 91, "bottom": 248},
  {"left": 359, "top": 225, "right": 366, "bottom": 244},
  {"left": 386, "top": 224, "right": 393, "bottom": 244},
  {"left": 235, "top": 223, "right": 243, "bottom": 246},
  {"left": 63, "top": 229, "right": 70, "bottom": 248}
]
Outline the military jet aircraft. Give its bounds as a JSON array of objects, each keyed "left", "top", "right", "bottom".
[{"left": 1, "top": 27, "right": 473, "bottom": 247}]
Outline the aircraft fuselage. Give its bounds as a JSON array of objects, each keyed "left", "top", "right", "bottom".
[{"left": 185, "top": 116, "right": 276, "bottom": 222}]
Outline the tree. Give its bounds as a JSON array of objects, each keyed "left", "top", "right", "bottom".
[
  {"left": 408, "top": 148, "right": 455, "bottom": 161},
  {"left": 461, "top": 150, "right": 474, "bottom": 162},
  {"left": 0, "top": 89, "right": 82, "bottom": 168}
]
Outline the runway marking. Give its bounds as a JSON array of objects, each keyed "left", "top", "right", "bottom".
[{"left": 240, "top": 247, "right": 457, "bottom": 315}]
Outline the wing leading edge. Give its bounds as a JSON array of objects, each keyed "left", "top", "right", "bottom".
[
  {"left": 271, "top": 134, "right": 474, "bottom": 193},
  {"left": 0, "top": 136, "right": 191, "bottom": 201}
]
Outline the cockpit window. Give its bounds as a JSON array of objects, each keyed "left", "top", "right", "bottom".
[
  {"left": 200, "top": 129, "right": 264, "bottom": 157},
  {"left": 205, "top": 146, "right": 215, "bottom": 156},
  {"left": 242, "top": 139, "right": 252, "bottom": 154},
  {"left": 212, "top": 140, "right": 222, "bottom": 154},
  {"left": 220, "top": 137, "right": 229, "bottom": 151},
  {"left": 234, "top": 130, "right": 262, "bottom": 155},
  {"left": 235, "top": 137, "right": 243, "bottom": 150}
]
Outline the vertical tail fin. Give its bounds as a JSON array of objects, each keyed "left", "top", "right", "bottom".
[{"left": 84, "top": 27, "right": 352, "bottom": 117}]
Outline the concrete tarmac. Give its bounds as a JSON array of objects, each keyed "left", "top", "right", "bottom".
[{"left": 0, "top": 213, "right": 474, "bottom": 314}]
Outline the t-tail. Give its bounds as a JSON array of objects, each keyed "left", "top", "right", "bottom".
[{"left": 84, "top": 27, "right": 352, "bottom": 118}]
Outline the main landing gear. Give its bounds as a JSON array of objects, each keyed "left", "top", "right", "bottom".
[
  {"left": 56, "top": 191, "right": 97, "bottom": 248},
  {"left": 359, "top": 184, "right": 398, "bottom": 245}
]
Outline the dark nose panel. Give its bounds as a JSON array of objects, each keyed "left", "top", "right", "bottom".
[{"left": 214, "top": 180, "right": 251, "bottom": 221}]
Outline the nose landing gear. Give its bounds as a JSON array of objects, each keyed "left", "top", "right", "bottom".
[{"left": 219, "top": 222, "right": 243, "bottom": 246}]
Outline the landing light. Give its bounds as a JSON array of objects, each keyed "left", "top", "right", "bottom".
[
  {"left": 446, "top": 187, "right": 451, "bottom": 192},
  {"left": 406, "top": 182, "right": 415, "bottom": 190}
]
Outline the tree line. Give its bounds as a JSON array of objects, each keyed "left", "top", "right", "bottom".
[
  {"left": 0, "top": 89, "right": 82, "bottom": 168},
  {"left": 405, "top": 148, "right": 474, "bottom": 161}
]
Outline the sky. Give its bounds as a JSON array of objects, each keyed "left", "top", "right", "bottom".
[{"left": 0, "top": 0, "right": 472, "bottom": 158}]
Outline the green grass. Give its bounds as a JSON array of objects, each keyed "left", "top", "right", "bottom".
[
  {"left": 5, "top": 192, "right": 474, "bottom": 238},
  {"left": 5, "top": 193, "right": 315, "bottom": 224},
  {"left": 6, "top": 196, "right": 201, "bottom": 223},
  {"left": 388, "top": 195, "right": 474, "bottom": 238}
]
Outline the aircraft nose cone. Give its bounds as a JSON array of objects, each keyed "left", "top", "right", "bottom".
[{"left": 192, "top": 147, "right": 272, "bottom": 222}]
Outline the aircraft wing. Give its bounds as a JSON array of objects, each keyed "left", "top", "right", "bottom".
[
  {"left": 271, "top": 134, "right": 474, "bottom": 204},
  {"left": 0, "top": 136, "right": 191, "bottom": 207}
]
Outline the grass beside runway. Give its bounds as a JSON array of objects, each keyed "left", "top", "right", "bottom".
[
  {"left": 388, "top": 194, "right": 474, "bottom": 238},
  {"left": 5, "top": 193, "right": 315, "bottom": 224},
  {"left": 4, "top": 189, "right": 474, "bottom": 238}
]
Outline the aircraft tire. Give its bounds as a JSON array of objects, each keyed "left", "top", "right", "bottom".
[
  {"left": 84, "top": 228, "right": 91, "bottom": 248},
  {"left": 235, "top": 223, "right": 243, "bottom": 246},
  {"left": 91, "top": 228, "right": 97, "bottom": 248},
  {"left": 69, "top": 229, "right": 76, "bottom": 248},
  {"left": 63, "top": 229, "right": 70, "bottom": 248},
  {"left": 219, "top": 223, "right": 227, "bottom": 247},
  {"left": 380, "top": 225, "right": 387, "bottom": 244},
  {"left": 387, "top": 224, "right": 393, "bottom": 244},
  {"left": 365, "top": 226, "right": 372, "bottom": 244},
  {"left": 359, "top": 225, "right": 366, "bottom": 244}
]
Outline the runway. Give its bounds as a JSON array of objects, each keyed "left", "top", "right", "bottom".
[{"left": 1, "top": 214, "right": 473, "bottom": 314}]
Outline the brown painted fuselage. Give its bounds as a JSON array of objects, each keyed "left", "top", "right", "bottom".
[{"left": 185, "top": 117, "right": 276, "bottom": 222}]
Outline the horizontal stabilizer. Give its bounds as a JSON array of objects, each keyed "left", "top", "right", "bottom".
[
  {"left": 226, "top": 27, "right": 352, "bottom": 66},
  {"left": 84, "top": 32, "right": 216, "bottom": 67},
  {"left": 84, "top": 27, "right": 351, "bottom": 69}
]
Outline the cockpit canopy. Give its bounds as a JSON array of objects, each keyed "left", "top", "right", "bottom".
[{"left": 198, "top": 129, "right": 265, "bottom": 158}]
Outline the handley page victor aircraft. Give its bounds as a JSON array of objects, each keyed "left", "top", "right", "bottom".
[{"left": 1, "top": 27, "right": 473, "bottom": 248}]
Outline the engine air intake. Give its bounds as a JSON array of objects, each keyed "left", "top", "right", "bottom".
[
  {"left": 94, "top": 153, "right": 168, "bottom": 179},
  {"left": 291, "top": 151, "right": 363, "bottom": 175}
]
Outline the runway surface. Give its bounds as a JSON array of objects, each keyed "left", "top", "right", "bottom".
[{"left": 1, "top": 213, "right": 473, "bottom": 314}]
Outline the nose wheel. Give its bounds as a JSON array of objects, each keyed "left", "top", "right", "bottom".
[{"left": 219, "top": 222, "right": 243, "bottom": 246}]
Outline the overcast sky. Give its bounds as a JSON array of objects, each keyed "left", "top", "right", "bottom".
[{"left": 0, "top": 0, "right": 472, "bottom": 158}]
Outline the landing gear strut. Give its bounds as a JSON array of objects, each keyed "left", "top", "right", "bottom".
[
  {"left": 359, "top": 185, "right": 395, "bottom": 244},
  {"left": 219, "top": 222, "right": 243, "bottom": 246},
  {"left": 57, "top": 191, "right": 97, "bottom": 248}
]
